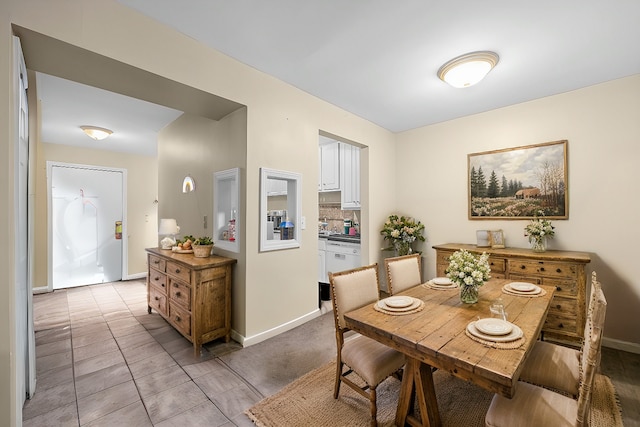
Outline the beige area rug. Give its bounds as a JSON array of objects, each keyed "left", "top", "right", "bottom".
[{"left": 246, "top": 362, "right": 623, "bottom": 427}]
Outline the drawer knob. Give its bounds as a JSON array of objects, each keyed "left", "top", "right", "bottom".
[
  {"left": 520, "top": 265, "right": 526, "bottom": 269},
  {"left": 154, "top": 276, "right": 160, "bottom": 281},
  {"left": 540, "top": 267, "right": 546, "bottom": 272},
  {"left": 556, "top": 304, "right": 561, "bottom": 309},
  {"left": 558, "top": 323, "right": 564, "bottom": 328},
  {"left": 153, "top": 260, "right": 159, "bottom": 264},
  {"left": 176, "top": 291, "right": 181, "bottom": 297},
  {"left": 175, "top": 268, "right": 181, "bottom": 273},
  {"left": 556, "top": 268, "right": 562, "bottom": 273},
  {"left": 175, "top": 316, "right": 181, "bottom": 322},
  {"left": 161, "top": 283, "right": 165, "bottom": 288},
  {"left": 556, "top": 286, "right": 562, "bottom": 291},
  {"left": 154, "top": 296, "right": 159, "bottom": 301}
]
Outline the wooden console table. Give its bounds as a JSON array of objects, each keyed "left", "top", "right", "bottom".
[
  {"left": 433, "top": 243, "right": 591, "bottom": 346},
  {"left": 146, "top": 248, "right": 236, "bottom": 356}
]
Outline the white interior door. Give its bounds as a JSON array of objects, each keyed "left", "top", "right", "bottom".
[
  {"left": 13, "top": 36, "right": 34, "bottom": 420},
  {"left": 49, "top": 163, "right": 124, "bottom": 289}
]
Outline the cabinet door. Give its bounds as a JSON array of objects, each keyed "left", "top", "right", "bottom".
[
  {"left": 320, "top": 142, "right": 340, "bottom": 191},
  {"left": 341, "top": 144, "right": 360, "bottom": 209},
  {"left": 318, "top": 249, "right": 326, "bottom": 282}
]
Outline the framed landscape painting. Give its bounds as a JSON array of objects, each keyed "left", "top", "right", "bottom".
[{"left": 468, "top": 140, "right": 568, "bottom": 219}]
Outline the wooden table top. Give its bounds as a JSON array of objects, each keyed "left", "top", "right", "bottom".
[{"left": 344, "top": 278, "right": 554, "bottom": 398}]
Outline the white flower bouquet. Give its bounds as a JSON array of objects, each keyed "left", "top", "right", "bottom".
[{"left": 446, "top": 249, "right": 491, "bottom": 288}]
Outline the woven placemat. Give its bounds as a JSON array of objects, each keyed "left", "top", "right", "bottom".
[
  {"left": 502, "top": 285, "right": 547, "bottom": 298},
  {"left": 465, "top": 329, "right": 526, "bottom": 349},
  {"left": 422, "top": 281, "right": 458, "bottom": 291},
  {"left": 373, "top": 299, "right": 425, "bottom": 315}
]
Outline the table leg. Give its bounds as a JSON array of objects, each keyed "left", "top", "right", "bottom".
[{"left": 395, "top": 358, "right": 441, "bottom": 427}]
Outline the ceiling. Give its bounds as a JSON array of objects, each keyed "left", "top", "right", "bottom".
[{"left": 36, "top": 1, "right": 640, "bottom": 153}]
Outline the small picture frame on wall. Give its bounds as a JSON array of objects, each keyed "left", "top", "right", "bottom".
[{"left": 490, "top": 230, "right": 505, "bottom": 248}]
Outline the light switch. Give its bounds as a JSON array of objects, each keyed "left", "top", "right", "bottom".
[{"left": 301, "top": 216, "right": 306, "bottom": 229}]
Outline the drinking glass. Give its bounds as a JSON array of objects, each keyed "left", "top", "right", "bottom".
[{"left": 489, "top": 299, "right": 507, "bottom": 321}]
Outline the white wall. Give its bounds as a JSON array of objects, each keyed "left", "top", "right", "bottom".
[{"left": 396, "top": 75, "right": 640, "bottom": 348}]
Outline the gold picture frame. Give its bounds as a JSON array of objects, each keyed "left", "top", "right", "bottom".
[
  {"left": 468, "top": 140, "right": 568, "bottom": 219},
  {"left": 490, "top": 230, "right": 505, "bottom": 248}
]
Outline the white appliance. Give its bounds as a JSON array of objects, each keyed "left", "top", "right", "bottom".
[{"left": 325, "top": 240, "right": 361, "bottom": 278}]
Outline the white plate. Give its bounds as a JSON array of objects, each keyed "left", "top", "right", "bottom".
[
  {"left": 475, "top": 318, "right": 513, "bottom": 336},
  {"left": 377, "top": 299, "right": 421, "bottom": 312},
  {"left": 504, "top": 284, "right": 542, "bottom": 295},
  {"left": 384, "top": 296, "right": 414, "bottom": 308},
  {"left": 467, "top": 322, "right": 523, "bottom": 342},
  {"left": 508, "top": 282, "right": 537, "bottom": 292},
  {"left": 432, "top": 277, "right": 452, "bottom": 285}
]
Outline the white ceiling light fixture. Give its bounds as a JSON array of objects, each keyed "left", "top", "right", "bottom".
[
  {"left": 438, "top": 51, "right": 499, "bottom": 88},
  {"left": 80, "top": 125, "right": 113, "bottom": 140}
]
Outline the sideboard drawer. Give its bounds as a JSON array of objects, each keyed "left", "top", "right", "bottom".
[
  {"left": 166, "top": 261, "right": 192, "bottom": 283},
  {"left": 169, "top": 303, "right": 191, "bottom": 337},
  {"left": 487, "top": 257, "right": 506, "bottom": 273},
  {"left": 149, "top": 267, "right": 167, "bottom": 290},
  {"left": 542, "top": 277, "right": 578, "bottom": 298},
  {"left": 148, "top": 255, "right": 166, "bottom": 272},
  {"left": 169, "top": 278, "right": 191, "bottom": 310},
  {"left": 149, "top": 285, "right": 168, "bottom": 317},
  {"left": 508, "top": 260, "right": 578, "bottom": 279}
]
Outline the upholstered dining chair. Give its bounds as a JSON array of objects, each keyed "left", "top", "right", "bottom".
[
  {"left": 384, "top": 253, "right": 422, "bottom": 295},
  {"left": 329, "top": 264, "right": 406, "bottom": 427},
  {"left": 518, "top": 271, "right": 603, "bottom": 398},
  {"left": 485, "top": 276, "right": 607, "bottom": 427}
]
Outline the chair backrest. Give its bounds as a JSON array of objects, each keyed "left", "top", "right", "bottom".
[
  {"left": 576, "top": 273, "right": 607, "bottom": 426},
  {"left": 329, "top": 264, "right": 380, "bottom": 330},
  {"left": 384, "top": 253, "right": 421, "bottom": 295}
]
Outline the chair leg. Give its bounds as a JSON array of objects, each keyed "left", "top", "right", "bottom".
[
  {"left": 334, "top": 361, "right": 343, "bottom": 399},
  {"left": 369, "top": 387, "right": 377, "bottom": 427}
]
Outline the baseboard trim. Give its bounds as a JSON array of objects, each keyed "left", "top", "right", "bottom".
[
  {"left": 232, "top": 308, "right": 323, "bottom": 347},
  {"left": 32, "top": 286, "right": 49, "bottom": 294},
  {"left": 603, "top": 336, "right": 640, "bottom": 354},
  {"left": 124, "top": 272, "right": 147, "bottom": 281}
]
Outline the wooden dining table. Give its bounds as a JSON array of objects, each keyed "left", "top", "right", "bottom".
[{"left": 344, "top": 278, "right": 555, "bottom": 427}]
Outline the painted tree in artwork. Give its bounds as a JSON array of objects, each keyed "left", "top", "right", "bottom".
[{"left": 487, "top": 171, "right": 500, "bottom": 198}]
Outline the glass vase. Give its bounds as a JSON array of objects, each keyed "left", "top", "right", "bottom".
[
  {"left": 460, "top": 285, "right": 479, "bottom": 304},
  {"left": 394, "top": 241, "right": 412, "bottom": 256},
  {"left": 531, "top": 236, "right": 547, "bottom": 253}
]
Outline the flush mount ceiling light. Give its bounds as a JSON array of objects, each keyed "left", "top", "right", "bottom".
[
  {"left": 80, "top": 126, "right": 113, "bottom": 140},
  {"left": 437, "top": 51, "right": 499, "bottom": 88}
]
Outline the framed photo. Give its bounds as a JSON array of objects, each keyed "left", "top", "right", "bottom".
[
  {"left": 490, "top": 230, "right": 505, "bottom": 248},
  {"left": 468, "top": 140, "right": 568, "bottom": 219}
]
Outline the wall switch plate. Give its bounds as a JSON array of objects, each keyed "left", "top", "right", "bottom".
[{"left": 301, "top": 216, "right": 306, "bottom": 229}]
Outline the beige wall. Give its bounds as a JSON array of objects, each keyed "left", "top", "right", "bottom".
[
  {"left": 158, "top": 108, "right": 249, "bottom": 335},
  {"left": 395, "top": 74, "right": 640, "bottom": 347}
]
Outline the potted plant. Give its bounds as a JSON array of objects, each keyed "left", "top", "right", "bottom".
[{"left": 192, "top": 236, "right": 214, "bottom": 258}]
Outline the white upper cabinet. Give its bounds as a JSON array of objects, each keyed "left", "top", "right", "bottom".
[
  {"left": 319, "top": 141, "right": 340, "bottom": 192},
  {"left": 340, "top": 143, "right": 361, "bottom": 210}
]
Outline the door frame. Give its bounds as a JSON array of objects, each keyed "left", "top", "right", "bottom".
[{"left": 46, "top": 161, "right": 128, "bottom": 291}]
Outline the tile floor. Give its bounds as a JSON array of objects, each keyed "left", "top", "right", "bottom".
[{"left": 25, "top": 279, "right": 640, "bottom": 426}]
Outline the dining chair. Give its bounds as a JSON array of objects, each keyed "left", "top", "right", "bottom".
[
  {"left": 329, "top": 264, "right": 406, "bottom": 427},
  {"left": 485, "top": 276, "right": 607, "bottom": 427},
  {"left": 518, "top": 271, "right": 602, "bottom": 397},
  {"left": 384, "top": 253, "right": 422, "bottom": 295}
]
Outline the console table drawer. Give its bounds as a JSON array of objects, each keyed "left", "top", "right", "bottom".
[
  {"left": 169, "top": 303, "right": 191, "bottom": 337},
  {"left": 149, "top": 267, "right": 167, "bottom": 290},
  {"left": 169, "top": 279, "right": 191, "bottom": 310},
  {"left": 508, "top": 260, "right": 578, "bottom": 279},
  {"left": 166, "top": 261, "right": 192, "bottom": 283},
  {"left": 148, "top": 285, "right": 168, "bottom": 317},
  {"left": 149, "top": 255, "right": 166, "bottom": 272}
]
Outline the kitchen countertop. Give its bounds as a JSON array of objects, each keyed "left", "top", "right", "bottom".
[{"left": 319, "top": 233, "right": 361, "bottom": 244}]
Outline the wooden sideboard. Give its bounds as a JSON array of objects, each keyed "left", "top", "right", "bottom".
[
  {"left": 433, "top": 243, "right": 591, "bottom": 347},
  {"left": 146, "top": 247, "right": 236, "bottom": 356}
]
